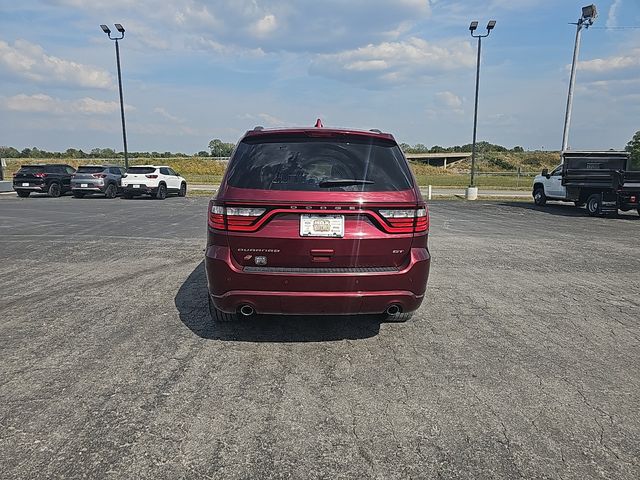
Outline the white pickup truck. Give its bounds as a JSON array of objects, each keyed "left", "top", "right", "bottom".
[{"left": 532, "top": 151, "right": 640, "bottom": 216}]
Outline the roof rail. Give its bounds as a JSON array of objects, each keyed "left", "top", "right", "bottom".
[
  {"left": 253, "top": 126, "right": 264, "bottom": 131},
  {"left": 369, "top": 129, "right": 382, "bottom": 134}
]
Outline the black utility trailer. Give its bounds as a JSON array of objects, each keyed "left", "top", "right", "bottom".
[{"left": 561, "top": 151, "right": 640, "bottom": 216}]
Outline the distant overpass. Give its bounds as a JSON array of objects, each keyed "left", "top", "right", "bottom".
[{"left": 403, "top": 152, "right": 471, "bottom": 169}]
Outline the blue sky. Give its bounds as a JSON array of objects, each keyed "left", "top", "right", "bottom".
[{"left": 1, "top": 0, "right": 639, "bottom": 153}]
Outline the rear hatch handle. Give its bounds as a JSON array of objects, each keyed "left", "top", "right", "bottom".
[{"left": 310, "top": 249, "right": 334, "bottom": 263}]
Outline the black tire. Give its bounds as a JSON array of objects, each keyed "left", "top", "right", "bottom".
[
  {"left": 586, "top": 194, "right": 602, "bottom": 217},
  {"left": 47, "top": 182, "right": 61, "bottom": 198},
  {"left": 208, "top": 296, "right": 238, "bottom": 323},
  {"left": 155, "top": 183, "right": 167, "bottom": 200},
  {"left": 383, "top": 311, "right": 414, "bottom": 323},
  {"left": 16, "top": 190, "right": 30, "bottom": 198},
  {"left": 72, "top": 192, "right": 85, "bottom": 199},
  {"left": 178, "top": 182, "right": 187, "bottom": 197},
  {"left": 104, "top": 183, "right": 117, "bottom": 199},
  {"left": 533, "top": 188, "right": 546, "bottom": 206}
]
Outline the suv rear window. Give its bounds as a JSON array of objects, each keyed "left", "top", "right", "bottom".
[
  {"left": 18, "top": 166, "right": 45, "bottom": 174},
  {"left": 226, "top": 135, "right": 413, "bottom": 192},
  {"left": 77, "top": 166, "right": 105, "bottom": 174},
  {"left": 126, "top": 167, "right": 156, "bottom": 174}
]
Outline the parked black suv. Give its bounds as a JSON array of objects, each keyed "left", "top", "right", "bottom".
[{"left": 13, "top": 164, "right": 76, "bottom": 198}]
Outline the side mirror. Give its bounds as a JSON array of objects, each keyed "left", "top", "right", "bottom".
[{"left": 541, "top": 168, "right": 549, "bottom": 178}]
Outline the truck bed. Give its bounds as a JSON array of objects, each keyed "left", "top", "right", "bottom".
[{"left": 561, "top": 151, "right": 640, "bottom": 191}]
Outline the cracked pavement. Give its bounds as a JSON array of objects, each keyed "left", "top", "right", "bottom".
[{"left": 0, "top": 196, "right": 639, "bottom": 479}]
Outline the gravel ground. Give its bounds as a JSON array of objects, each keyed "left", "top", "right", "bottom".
[{"left": 0, "top": 195, "right": 639, "bottom": 479}]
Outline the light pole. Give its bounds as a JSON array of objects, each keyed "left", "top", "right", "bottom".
[
  {"left": 100, "top": 23, "right": 129, "bottom": 169},
  {"left": 561, "top": 5, "right": 597, "bottom": 153},
  {"left": 468, "top": 20, "right": 496, "bottom": 192}
]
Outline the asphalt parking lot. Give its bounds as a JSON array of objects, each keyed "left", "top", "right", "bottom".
[{"left": 1, "top": 195, "right": 639, "bottom": 479}]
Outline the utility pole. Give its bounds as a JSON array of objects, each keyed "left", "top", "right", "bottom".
[
  {"left": 101, "top": 24, "right": 130, "bottom": 169},
  {"left": 467, "top": 20, "right": 496, "bottom": 199},
  {"left": 561, "top": 5, "right": 598, "bottom": 153}
]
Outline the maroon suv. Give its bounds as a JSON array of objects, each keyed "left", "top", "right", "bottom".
[{"left": 205, "top": 123, "right": 431, "bottom": 322}]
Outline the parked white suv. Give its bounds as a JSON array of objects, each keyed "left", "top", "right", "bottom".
[{"left": 121, "top": 165, "right": 187, "bottom": 199}]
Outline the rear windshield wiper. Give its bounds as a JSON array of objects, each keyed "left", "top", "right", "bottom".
[{"left": 318, "top": 179, "right": 375, "bottom": 188}]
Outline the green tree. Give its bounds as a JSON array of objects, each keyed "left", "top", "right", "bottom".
[
  {"left": 0, "top": 146, "right": 21, "bottom": 158},
  {"left": 626, "top": 130, "right": 640, "bottom": 169},
  {"left": 65, "top": 148, "right": 87, "bottom": 158},
  {"left": 412, "top": 143, "right": 429, "bottom": 153},
  {"left": 208, "top": 138, "right": 234, "bottom": 157}
]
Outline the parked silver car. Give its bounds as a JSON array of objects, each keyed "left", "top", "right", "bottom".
[{"left": 71, "top": 165, "right": 125, "bottom": 198}]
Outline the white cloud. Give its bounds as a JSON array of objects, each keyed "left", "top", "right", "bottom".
[
  {"left": 153, "top": 107, "right": 184, "bottom": 123},
  {"left": 0, "top": 39, "right": 113, "bottom": 89},
  {"left": 578, "top": 49, "right": 640, "bottom": 73},
  {"left": 253, "top": 14, "right": 278, "bottom": 37},
  {"left": 174, "top": 2, "right": 218, "bottom": 28},
  {"left": 239, "top": 113, "right": 286, "bottom": 127},
  {"left": 606, "top": 0, "right": 622, "bottom": 28},
  {"left": 45, "top": 0, "right": 432, "bottom": 54},
  {"left": 2, "top": 94, "right": 126, "bottom": 115},
  {"left": 435, "top": 91, "right": 463, "bottom": 108},
  {"left": 3, "top": 94, "right": 62, "bottom": 113},
  {"left": 310, "top": 37, "right": 475, "bottom": 87},
  {"left": 191, "top": 37, "right": 265, "bottom": 57},
  {"left": 73, "top": 97, "right": 122, "bottom": 114}
]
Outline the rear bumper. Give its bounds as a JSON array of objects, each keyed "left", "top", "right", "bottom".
[
  {"left": 13, "top": 183, "right": 45, "bottom": 191},
  {"left": 122, "top": 185, "right": 156, "bottom": 194},
  {"left": 71, "top": 188, "right": 105, "bottom": 193},
  {"left": 205, "top": 245, "right": 430, "bottom": 315},
  {"left": 71, "top": 182, "right": 106, "bottom": 193}
]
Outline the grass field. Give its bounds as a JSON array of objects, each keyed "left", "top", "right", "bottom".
[{"left": 4, "top": 152, "right": 557, "bottom": 189}]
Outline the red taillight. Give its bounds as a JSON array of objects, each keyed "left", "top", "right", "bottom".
[
  {"left": 145, "top": 174, "right": 158, "bottom": 179},
  {"left": 33, "top": 173, "right": 47, "bottom": 178},
  {"left": 209, "top": 205, "right": 226, "bottom": 230},
  {"left": 378, "top": 207, "right": 429, "bottom": 234},
  {"left": 208, "top": 205, "right": 266, "bottom": 231},
  {"left": 415, "top": 207, "right": 429, "bottom": 233},
  {"left": 92, "top": 173, "right": 107, "bottom": 178}
]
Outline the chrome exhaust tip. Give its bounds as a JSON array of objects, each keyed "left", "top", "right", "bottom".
[
  {"left": 386, "top": 304, "right": 401, "bottom": 316},
  {"left": 239, "top": 305, "right": 255, "bottom": 317}
]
